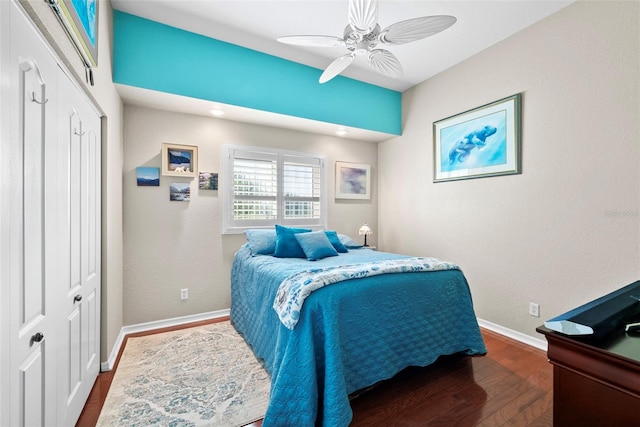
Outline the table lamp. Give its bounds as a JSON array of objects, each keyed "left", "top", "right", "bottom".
[{"left": 358, "top": 223, "right": 372, "bottom": 247}]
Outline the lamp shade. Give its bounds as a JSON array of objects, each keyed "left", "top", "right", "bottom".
[{"left": 358, "top": 223, "right": 372, "bottom": 236}]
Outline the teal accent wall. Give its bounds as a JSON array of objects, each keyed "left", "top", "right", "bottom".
[{"left": 113, "top": 11, "right": 401, "bottom": 135}]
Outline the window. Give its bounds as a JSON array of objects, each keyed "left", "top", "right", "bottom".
[{"left": 222, "top": 144, "right": 327, "bottom": 233}]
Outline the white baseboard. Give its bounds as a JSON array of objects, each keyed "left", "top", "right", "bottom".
[
  {"left": 477, "top": 317, "right": 548, "bottom": 352},
  {"left": 100, "top": 309, "right": 230, "bottom": 371}
]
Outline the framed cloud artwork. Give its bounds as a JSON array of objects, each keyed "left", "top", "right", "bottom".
[
  {"left": 433, "top": 93, "right": 521, "bottom": 182},
  {"left": 335, "top": 161, "right": 371, "bottom": 200}
]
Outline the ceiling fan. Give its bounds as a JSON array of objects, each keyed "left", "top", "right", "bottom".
[{"left": 277, "top": 0, "right": 457, "bottom": 84}]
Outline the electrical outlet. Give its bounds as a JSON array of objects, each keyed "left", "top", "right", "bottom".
[
  {"left": 181, "top": 288, "right": 188, "bottom": 300},
  {"left": 529, "top": 302, "right": 540, "bottom": 317}
]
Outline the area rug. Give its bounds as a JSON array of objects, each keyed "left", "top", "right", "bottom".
[{"left": 96, "top": 321, "right": 270, "bottom": 427}]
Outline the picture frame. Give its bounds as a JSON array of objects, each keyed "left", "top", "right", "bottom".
[
  {"left": 199, "top": 172, "right": 219, "bottom": 190},
  {"left": 433, "top": 93, "right": 521, "bottom": 182},
  {"left": 136, "top": 167, "right": 160, "bottom": 186},
  {"left": 335, "top": 161, "right": 371, "bottom": 200},
  {"left": 162, "top": 143, "right": 198, "bottom": 177},
  {"left": 169, "top": 183, "right": 191, "bottom": 202},
  {"left": 54, "top": 0, "right": 99, "bottom": 67}
]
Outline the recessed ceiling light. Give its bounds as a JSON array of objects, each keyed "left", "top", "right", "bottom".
[
  {"left": 210, "top": 108, "right": 225, "bottom": 117},
  {"left": 335, "top": 128, "right": 348, "bottom": 136}
]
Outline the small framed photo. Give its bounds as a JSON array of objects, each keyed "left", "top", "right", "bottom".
[
  {"left": 199, "top": 172, "right": 218, "bottom": 190},
  {"left": 136, "top": 167, "right": 160, "bottom": 186},
  {"left": 169, "top": 183, "right": 191, "bottom": 201},
  {"left": 433, "top": 93, "right": 521, "bottom": 182},
  {"left": 335, "top": 161, "right": 371, "bottom": 200},
  {"left": 162, "top": 143, "right": 198, "bottom": 177}
]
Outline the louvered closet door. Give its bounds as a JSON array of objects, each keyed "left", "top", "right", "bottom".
[
  {"left": 8, "top": 3, "right": 59, "bottom": 425},
  {"left": 56, "top": 67, "right": 101, "bottom": 427}
]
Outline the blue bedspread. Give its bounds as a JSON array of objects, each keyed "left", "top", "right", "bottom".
[{"left": 230, "top": 245, "right": 486, "bottom": 427}]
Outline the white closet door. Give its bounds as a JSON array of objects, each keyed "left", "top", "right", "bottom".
[
  {"left": 56, "top": 67, "right": 101, "bottom": 427},
  {"left": 3, "top": 3, "right": 102, "bottom": 426},
  {"left": 78, "top": 93, "right": 101, "bottom": 395},
  {"left": 8, "top": 3, "right": 59, "bottom": 426}
]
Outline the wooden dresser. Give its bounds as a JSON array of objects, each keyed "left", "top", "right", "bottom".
[{"left": 537, "top": 325, "right": 640, "bottom": 426}]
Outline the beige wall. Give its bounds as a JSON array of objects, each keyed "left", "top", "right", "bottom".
[
  {"left": 122, "top": 105, "right": 378, "bottom": 325},
  {"left": 18, "top": 0, "right": 124, "bottom": 362},
  {"left": 379, "top": 1, "right": 640, "bottom": 341}
]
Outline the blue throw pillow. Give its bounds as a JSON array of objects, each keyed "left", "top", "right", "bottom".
[
  {"left": 273, "top": 225, "right": 311, "bottom": 258},
  {"left": 244, "top": 229, "right": 277, "bottom": 255},
  {"left": 295, "top": 231, "right": 339, "bottom": 261},
  {"left": 325, "top": 230, "right": 348, "bottom": 253},
  {"left": 338, "top": 233, "right": 363, "bottom": 249}
]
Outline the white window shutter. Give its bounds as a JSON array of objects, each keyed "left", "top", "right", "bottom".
[{"left": 222, "top": 145, "right": 326, "bottom": 233}]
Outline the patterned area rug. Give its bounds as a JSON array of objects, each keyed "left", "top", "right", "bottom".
[{"left": 97, "top": 321, "right": 270, "bottom": 427}]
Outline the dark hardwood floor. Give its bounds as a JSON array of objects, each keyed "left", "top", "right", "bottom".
[{"left": 77, "top": 320, "right": 552, "bottom": 426}]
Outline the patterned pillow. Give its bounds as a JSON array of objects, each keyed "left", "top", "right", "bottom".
[
  {"left": 295, "top": 231, "right": 339, "bottom": 261},
  {"left": 244, "top": 229, "right": 277, "bottom": 255},
  {"left": 273, "top": 225, "right": 311, "bottom": 258}
]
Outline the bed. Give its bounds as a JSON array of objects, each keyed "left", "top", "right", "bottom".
[{"left": 230, "top": 228, "right": 486, "bottom": 427}]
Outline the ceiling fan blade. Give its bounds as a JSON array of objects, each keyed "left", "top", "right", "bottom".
[
  {"left": 319, "top": 53, "right": 355, "bottom": 83},
  {"left": 368, "top": 49, "right": 403, "bottom": 78},
  {"left": 379, "top": 15, "right": 457, "bottom": 45},
  {"left": 348, "top": 0, "right": 378, "bottom": 35},
  {"left": 277, "top": 35, "right": 345, "bottom": 47}
]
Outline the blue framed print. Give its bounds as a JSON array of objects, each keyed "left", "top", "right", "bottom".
[
  {"left": 433, "top": 94, "right": 521, "bottom": 182},
  {"left": 136, "top": 167, "right": 160, "bottom": 186},
  {"left": 55, "top": 0, "right": 99, "bottom": 66}
]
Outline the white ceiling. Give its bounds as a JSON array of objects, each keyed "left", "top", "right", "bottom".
[{"left": 111, "top": 0, "right": 574, "bottom": 141}]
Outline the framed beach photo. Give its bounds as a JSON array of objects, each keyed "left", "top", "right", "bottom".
[
  {"left": 433, "top": 94, "right": 521, "bottom": 182},
  {"left": 162, "top": 143, "right": 198, "bottom": 177},
  {"left": 335, "top": 161, "right": 371, "bottom": 200}
]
